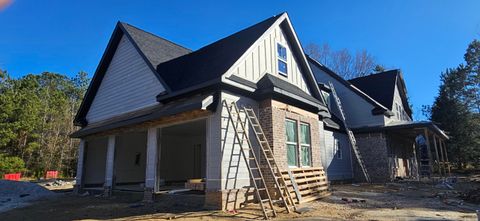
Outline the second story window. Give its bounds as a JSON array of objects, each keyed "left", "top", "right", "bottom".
[{"left": 277, "top": 43, "right": 288, "bottom": 76}]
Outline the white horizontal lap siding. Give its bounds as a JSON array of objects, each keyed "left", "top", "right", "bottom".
[
  {"left": 322, "top": 130, "right": 353, "bottom": 180},
  {"left": 219, "top": 91, "right": 259, "bottom": 190},
  {"left": 86, "top": 35, "right": 165, "bottom": 123},
  {"left": 229, "top": 25, "right": 311, "bottom": 95},
  {"left": 310, "top": 64, "right": 385, "bottom": 128}
]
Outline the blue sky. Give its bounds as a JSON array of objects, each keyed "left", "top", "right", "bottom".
[{"left": 1, "top": 0, "right": 479, "bottom": 119}]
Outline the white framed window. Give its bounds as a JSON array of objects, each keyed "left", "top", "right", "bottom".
[
  {"left": 285, "top": 119, "right": 298, "bottom": 167},
  {"left": 334, "top": 138, "right": 342, "bottom": 159},
  {"left": 322, "top": 91, "right": 331, "bottom": 109},
  {"left": 277, "top": 43, "right": 288, "bottom": 76},
  {"left": 300, "top": 123, "right": 312, "bottom": 167}
]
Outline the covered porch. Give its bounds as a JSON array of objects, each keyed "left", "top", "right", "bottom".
[
  {"left": 355, "top": 121, "right": 450, "bottom": 181},
  {"left": 71, "top": 94, "right": 216, "bottom": 201}
]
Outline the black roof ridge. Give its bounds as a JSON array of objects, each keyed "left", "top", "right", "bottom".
[
  {"left": 155, "top": 12, "right": 285, "bottom": 92},
  {"left": 118, "top": 21, "right": 193, "bottom": 52},
  {"left": 187, "top": 12, "right": 285, "bottom": 53},
  {"left": 349, "top": 69, "right": 400, "bottom": 81}
]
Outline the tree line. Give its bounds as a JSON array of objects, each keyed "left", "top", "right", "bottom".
[
  {"left": 423, "top": 40, "right": 480, "bottom": 169},
  {"left": 0, "top": 70, "right": 89, "bottom": 178},
  {"left": 305, "top": 42, "right": 385, "bottom": 79}
]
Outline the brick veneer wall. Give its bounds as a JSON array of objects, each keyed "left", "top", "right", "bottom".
[
  {"left": 205, "top": 188, "right": 256, "bottom": 211},
  {"left": 258, "top": 99, "right": 322, "bottom": 198},
  {"left": 353, "top": 132, "right": 391, "bottom": 183}
]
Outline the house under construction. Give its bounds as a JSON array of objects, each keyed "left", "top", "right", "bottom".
[{"left": 71, "top": 12, "right": 450, "bottom": 218}]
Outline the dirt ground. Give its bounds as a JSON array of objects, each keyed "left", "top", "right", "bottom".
[{"left": 2, "top": 174, "right": 479, "bottom": 221}]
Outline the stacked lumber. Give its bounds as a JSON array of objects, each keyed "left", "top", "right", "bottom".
[
  {"left": 280, "top": 167, "right": 330, "bottom": 204},
  {"left": 184, "top": 179, "right": 205, "bottom": 191}
]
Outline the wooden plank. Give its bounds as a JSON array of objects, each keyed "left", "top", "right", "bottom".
[
  {"left": 299, "top": 192, "right": 331, "bottom": 204},
  {"left": 281, "top": 167, "right": 329, "bottom": 204}
]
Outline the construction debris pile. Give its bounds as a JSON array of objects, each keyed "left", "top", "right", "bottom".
[
  {"left": 0, "top": 180, "right": 55, "bottom": 213},
  {"left": 42, "top": 179, "right": 73, "bottom": 187}
]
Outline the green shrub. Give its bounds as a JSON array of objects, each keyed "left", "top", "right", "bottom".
[{"left": 0, "top": 153, "right": 26, "bottom": 177}]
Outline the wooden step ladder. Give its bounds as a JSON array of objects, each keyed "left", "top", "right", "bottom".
[
  {"left": 222, "top": 100, "right": 296, "bottom": 219},
  {"left": 328, "top": 82, "right": 371, "bottom": 183},
  {"left": 243, "top": 107, "right": 297, "bottom": 213}
]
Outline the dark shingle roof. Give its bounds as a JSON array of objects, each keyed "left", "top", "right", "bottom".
[
  {"left": 256, "top": 73, "right": 323, "bottom": 106},
  {"left": 307, "top": 56, "right": 391, "bottom": 116},
  {"left": 121, "top": 22, "right": 192, "bottom": 67},
  {"left": 348, "top": 70, "right": 399, "bottom": 111},
  {"left": 156, "top": 13, "right": 283, "bottom": 92}
]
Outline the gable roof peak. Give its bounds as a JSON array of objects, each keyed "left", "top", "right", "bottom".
[
  {"left": 155, "top": 13, "right": 285, "bottom": 92},
  {"left": 118, "top": 21, "right": 192, "bottom": 52},
  {"left": 349, "top": 69, "right": 400, "bottom": 81}
]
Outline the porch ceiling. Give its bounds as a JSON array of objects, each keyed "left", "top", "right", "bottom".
[{"left": 352, "top": 121, "right": 449, "bottom": 140}]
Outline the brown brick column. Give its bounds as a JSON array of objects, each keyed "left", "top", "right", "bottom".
[{"left": 257, "top": 99, "right": 322, "bottom": 199}]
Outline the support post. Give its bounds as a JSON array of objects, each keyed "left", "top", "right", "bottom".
[
  {"left": 432, "top": 135, "right": 442, "bottom": 178},
  {"left": 156, "top": 128, "right": 162, "bottom": 192},
  {"left": 438, "top": 137, "right": 446, "bottom": 178},
  {"left": 74, "top": 139, "right": 85, "bottom": 194},
  {"left": 144, "top": 127, "right": 158, "bottom": 202},
  {"left": 104, "top": 135, "right": 116, "bottom": 197},
  {"left": 423, "top": 129, "right": 433, "bottom": 177},
  {"left": 442, "top": 140, "right": 451, "bottom": 175},
  {"left": 411, "top": 142, "right": 420, "bottom": 181}
]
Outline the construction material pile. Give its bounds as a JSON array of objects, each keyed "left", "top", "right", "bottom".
[{"left": 0, "top": 180, "right": 55, "bottom": 213}]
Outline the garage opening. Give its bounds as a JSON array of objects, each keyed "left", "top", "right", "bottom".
[
  {"left": 82, "top": 137, "right": 108, "bottom": 188},
  {"left": 158, "top": 119, "right": 207, "bottom": 192},
  {"left": 113, "top": 131, "right": 147, "bottom": 191}
]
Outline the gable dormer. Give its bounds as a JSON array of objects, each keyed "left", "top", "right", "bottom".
[
  {"left": 223, "top": 13, "right": 318, "bottom": 98},
  {"left": 348, "top": 70, "right": 412, "bottom": 124}
]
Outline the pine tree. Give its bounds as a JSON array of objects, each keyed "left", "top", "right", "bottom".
[{"left": 427, "top": 39, "right": 480, "bottom": 168}]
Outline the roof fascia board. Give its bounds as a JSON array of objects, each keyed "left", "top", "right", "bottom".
[
  {"left": 156, "top": 78, "right": 222, "bottom": 103},
  {"left": 118, "top": 23, "right": 172, "bottom": 93},
  {"left": 222, "top": 76, "right": 257, "bottom": 91},
  {"left": 352, "top": 121, "right": 449, "bottom": 139}
]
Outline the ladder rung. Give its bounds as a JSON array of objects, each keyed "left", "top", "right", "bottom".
[
  {"left": 257, "top": 188, "right": 267, "bottom": 191},
  {"left": 261, "top": 199, "right": 271, "bottom": 203}
]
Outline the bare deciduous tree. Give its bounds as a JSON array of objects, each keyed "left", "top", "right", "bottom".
[{"left": 305, "top": 43, "right": 378, "bottom": 79}]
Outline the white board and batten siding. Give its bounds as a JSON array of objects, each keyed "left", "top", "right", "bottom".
[
  {"left": 226, "top": 25, "right": 311, "bottom": 95},
  {"left": 86, "top": 35, "right": 166, "bottom": 124},
  {"left": 310, "top": 63, "right": 386, "bottom": 128}
]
